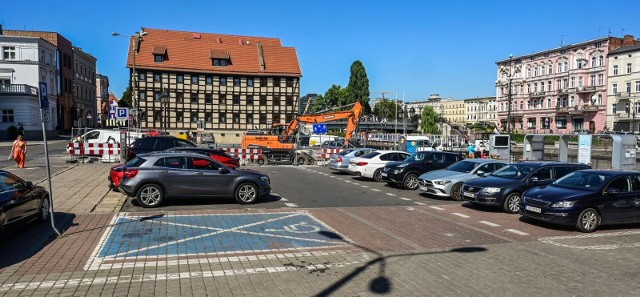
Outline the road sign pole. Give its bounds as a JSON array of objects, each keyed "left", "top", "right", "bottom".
[{"left": 38, "top": 83, "right": 61, "bottom": 237}]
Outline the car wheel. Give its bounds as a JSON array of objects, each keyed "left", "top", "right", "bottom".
[
  {"left": 576, "top": 208, "right": 600, "bottom": 233},
  {"left": 403, "top": 173, "right": 419, "bottom": 190},
  {"left": 503, "top": 192, "right": 521, "bottom": 214},
  {"left": 136, "top": 184, "right": 164, "bottom": 208},
  {"left": 373, "top": 169, "right": 383, "bottom": 182},
  {"left": 450, "top": 183, "right": 463, "bottom": 201},
  {"left": 235, "top": 182, "right": 259, "bottom": 204},
  {"left": 296, "top": 155, "right": 308, "bottom": 165},
  {"left": 38, "top": 195, "right": 50, "bottom": 223},
  {"left": 257, "top": 155, "right": 266, "bottom": 166}
]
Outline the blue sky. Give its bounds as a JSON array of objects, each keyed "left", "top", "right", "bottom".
[{"left": 3, "top": 0, "right": 639, "bottom": 102}]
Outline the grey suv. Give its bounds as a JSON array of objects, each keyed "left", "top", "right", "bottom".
[{"left": 119, "top": 153, "right": 271, "bottom": 208}]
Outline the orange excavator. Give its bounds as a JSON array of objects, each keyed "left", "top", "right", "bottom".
[{"left": 241, "top": 102, "right": 364, "bottom": 164}]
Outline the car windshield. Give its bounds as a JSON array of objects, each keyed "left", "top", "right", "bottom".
[
  {"left": 552, "top": 171, "right": 607, "bottom": 190},
  {"left": 360, "top": 152, "right": 381, "bottom": 159},
  {"left": 491, "top": 164, "right": 536, "bottom": 179},
  {"left": 446, "top": 160, "right": 480, "bottom": 173},
  {"left": 404, "top": 152, "right": 428, "bottom": 163},
  {"left": 125, "top": 157, "right": 146, "bottom": 167}
]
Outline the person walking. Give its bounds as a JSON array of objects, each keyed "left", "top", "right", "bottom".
[{"left": 9, "top": 135, "right": 27, "bottom": 168}]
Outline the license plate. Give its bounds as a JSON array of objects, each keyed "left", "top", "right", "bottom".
[
  {"left": 419, "top": 185, "right": 428, "bottom": 191},
  {"left": 463, "top": 192, "right": 475, "bottom": 198},
  {"left": 381, "top": 172, "right": 387, "bottom": 177},
  {"left": 525, "top": 205, "right": 541, "bottom": 213}
]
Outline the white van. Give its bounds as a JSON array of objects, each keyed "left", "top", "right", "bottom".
[{"left": 80, "top": 129, "right": 146, "bottom": 145}]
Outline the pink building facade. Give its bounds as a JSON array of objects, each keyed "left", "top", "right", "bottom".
[{"left": 495, "top": 37, "right": 630, "bottom": 134}]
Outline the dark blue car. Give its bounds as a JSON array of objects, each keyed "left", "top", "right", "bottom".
[{"left": 520, "top": 170, "right": 640, "bottom": 232}]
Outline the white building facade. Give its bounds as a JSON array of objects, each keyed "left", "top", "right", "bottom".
[
  {"left": 0, "top": 36, "right": 58, "bottom": 139},
  {"left": 464, "top": 97, "right": 496, "bottom": 125},
  {"left": 607, "top": 44, "right": 640, "bottom": 132}
]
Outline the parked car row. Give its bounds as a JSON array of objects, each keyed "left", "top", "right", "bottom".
[{"left": 331, "top": 149, "right": 640, "bottom": 233}]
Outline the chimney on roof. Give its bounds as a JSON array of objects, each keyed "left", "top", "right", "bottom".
[
  {"left": 622, "top": 35, "right": 636, "bottom": 46},
  {"left": 217, "top": 38, "right": 222, "bottom": 44},
  {"left": 257, "top": 42, "right": 265, "bottom": 72},
  {"left": 193, "top": 33, "right": 201, "bottom": 39},
  {"left": 238, "top": 39, "right": 244, "bottom": 45}
]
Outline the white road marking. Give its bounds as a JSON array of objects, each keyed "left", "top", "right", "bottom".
[
  {"left": 540, "top": 230, "right": 640, "bottom": 250},
  {"left": 445, "top": 233, "right": 455, "bottom": 237},
  {"left": 452, "top": 213, "right": 470, "bottom": 218},
  {"left": 430, "top": 206, "right": 445, "bottom": 210},
  {"left": 400, "top": 197, "right": 412, "bottom": 201},
  {"left": 284, "top": 203, "right": 299, "bottom": 208},
  {"left": 413, "top": 202, "right": 427, "bottom": 206},
  {"left": 352, "top": 183, "right": 361, "bottom": 186},
  {"left": 479, "top": 221, "right": 500, "bottom": 227},
  {"left": 361, "top": 185, "right": 369, "bottom": 188},
  {"left": 385, "top": 193, "right": 396, "bottom": 196},
  {"left": 344, "top": 180, "right": 353, "bottom": 183},
  {"left": 506, "top": 229, "right": 529, "bottom": 236},
  {"left": 370, "top": 189, "right": 381, "bottom": 192},
  {"left": 279, "top": 198, "right": 289, "bottom": 202}
]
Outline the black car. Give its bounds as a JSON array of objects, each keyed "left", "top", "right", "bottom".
[
  {"left": 0, "top": 171, "right": 50, "bottom": 236},
  {"left": 521, "top": 170, "right": 640, "bottom": 232},
  {"left": 382, "top": 151, "right": 463, "bottom": 190},
  {"left": 462, "top": 162, "right": 590, "bottom": 213},
  {"left": 126, "top": 136, "right": 196, "bottom": 161},
  {"left": 119, "top": 153, "right": 271, "bottom": 208}
]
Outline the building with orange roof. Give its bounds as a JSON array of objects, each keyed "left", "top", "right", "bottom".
[{"left": 126, "top": 28, "right": 302, "bottom": 143}]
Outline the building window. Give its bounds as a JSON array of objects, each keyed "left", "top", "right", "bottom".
[
  {"left": 612, "top": 104, "right": 617, "bottom": 114},
  {"left": 154, "top": 55, "right": 164, "bottom": 62},
  {"left": 259, "top": 114, "right": 267, "bottom": 124},
  {"left": 232, "top": 113, "right": 240, "bottom": 124},
  {"left": 232, "top": 95, "right": 240, "bottom": 104},
  {"left": 526, "top": 67, "right": 531, "bottom": 78},
  {"left": 139, "top": 72, "right": 146, "bottom": 81},
  {"left": 577, "top": 60, "right": 584, "bottom": 69},
  {"left": 176, "top": 112, "right": 184, "bottom": 122},
  {"left": 153, "top": 73, "right": 161, "bottom": 82},
  {"left": 177, "top": 74, "right": 184, "bottom": 83},
  {"left": 246, "top": 113, "right": 254, "bottom": 124},
  {"left": 570, "top": 77, "right": 575, "bottom": 88},
  {"left": 190, "top": 93, "right": 198, "bottom": 103},
  {"left": 191, "top": 114, "right": 198, "bottom": 122},
  {"left": 597, "top": 94, "right": 603, "bottom": 105},
  {"left": 286, "top": 96, "right": 294, "bottom": 106},
  {"left": 541, "top": 65, "right": 546, "bottom": 75},
  {"left": 598, "top": 74, "right": 604, "bottom": 85},
  {"left": 212, "top": 59, "right": 228, "bottom": 66},
  {"left": 556, "top": 117, "right": 567, "bottom": 129},
  {"left": 247, "top": 78, "right": 254, "bottom": 86},
  {"left": 219, "top": 94, "right": 226, "bottom": 105},
  {"left": 626, "top": 82, "right": 631, "bottom": 94},
  {"left": 627, "top": 63, "right": 632, "bottom": 74},
  {"left": 206, "top": 76, "right": 212, "bottom": 85},
  {"left": 205, "top": 112, "right": 212, "bottom": 122},
  {"left": 547, "top": 98, "right": 552, "bottom": 108},
  {"left": 154, "top": 91, "right": 161, "bottom": 101},
  {"left": 176, "top": 92, "right": 184, "bottom": 103},
  {"left": 260, "top": 77, "right": 267, "bottom": 86},
  {"left": 286, "top": 78, "right": 294, "bottom": 87},
  {"left": 1, "top": 109, "right": 14, "bottom": 123},
  {"left": 599, "top": 55, "right": 604, "bottom": 66},
  {"left": 220, "top": 77, "right": 227, "bottom": 85},
  {"left": 205, "top": 94, "right": 212, "bottom": 104},
  {"left": 636, "top": 81, "right": 640, "bottom": 92},
  {"left": 192, "top": 75, "right": 199, "bottom": 84},
  {"left": 557, "top": 63, "right": 561, "bottom": 73},
  {"left": 578, "top": 77, "right": 583, "bottom": 87},
  {"left": 589, "top": 75, "right": 595, "bottom": 86},
  {"left": 612, "top": 83, "right": 618, "bottom": 95},
  {"left": 273, "top": 114, "right": 281, "bottom": 123},
  {"left": 591, "top": 57, "right": 596, "bottom": 67},
  {"left": 534, "top": 67, "right": 538, "bottom": 77},
  {"left": 273, "top": 96, "right": 280, "bottom": 106},
  {"left": 613, "top": 65, "right": 618, "bottom": 75},
  {"left": 247, "top": 95, "right": 254, "bottom": 105},
  {"left": 273, "top": 78, "right": 281, "bottom": 87},
  {"left": 2, "top": 47, "right": 16, "bottom": 60},
  {"left": 233, "top": 77, "right": 240, "bottom": 86},
  {"left": 139, "top": 91, "right": 146, "bottom": 100},
  {"left": 153, "top": 111, "right": 162, "bottom": 122},
  {"left": 260, "top": 95, "right": 267, "bottom": 105},
  {"left": 219, "top": 113, "right": 227, "bottom": 123}
]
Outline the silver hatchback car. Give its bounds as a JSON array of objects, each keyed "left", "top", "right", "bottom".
[
  {"left": 328, "top": 148, "right": 376, "bottom": 173},
  {"left": 418, "top": 159, "right": 507, "bottom": 201}
]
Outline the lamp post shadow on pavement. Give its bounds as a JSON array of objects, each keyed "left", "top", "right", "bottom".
[{"left": 314, "top": 230, "right": 487, "bottom": 296}]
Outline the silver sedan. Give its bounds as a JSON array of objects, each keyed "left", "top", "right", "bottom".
[
  {"left": 418, "top": 159, "right": 507, "bottom": 201},
  {"left": 328, "top": 148, "right": 376, "bottom": 173}
]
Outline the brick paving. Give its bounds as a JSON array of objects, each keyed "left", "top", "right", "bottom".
[{"left": 1, "top": 164, "right": 640, "bottom": 296}]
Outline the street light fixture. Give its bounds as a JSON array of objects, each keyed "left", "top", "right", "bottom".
[
  {"left": 112, "top": 27, "right": 147, "bottom": 129},
  {"left": 495, "top": 54, "right": 526, "bottom": 134},
  {"left": 160, "top": 88, "right": 169, "bottom": 134}
]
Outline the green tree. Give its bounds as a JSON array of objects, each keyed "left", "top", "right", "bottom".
[
  {"left": 346, "top": 60, "right": 371, "bottom": 113},
  {"left": 313, "top": 84, "right": 349, "bottom": 112},
  {"left": 119, "top": 86, "right": 132, "bottom": 108},
  {"left": 373, "top": 99, "right": 399, "bottom": 121},
  {"left": 420, "top": 106, "right": 441, "bottom": 134}
]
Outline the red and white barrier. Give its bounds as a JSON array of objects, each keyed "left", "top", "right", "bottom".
[
  {"left": 67, "top": 142, "right": 121, "bottom": 155},
  {"left": 223, "top": 148, "right": 263, "bottom": 160},
  {"left": 321, "top": 148, "right": 344, "bottom": 159}
]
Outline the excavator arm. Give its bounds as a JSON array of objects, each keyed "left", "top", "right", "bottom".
[{"left": 278, "top": 102, "right": 363, "bottom": 146}]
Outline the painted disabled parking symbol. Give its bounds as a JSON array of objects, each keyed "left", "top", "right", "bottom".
[{"left": 85, "top": 212, "right": 347, "bottom": 270}]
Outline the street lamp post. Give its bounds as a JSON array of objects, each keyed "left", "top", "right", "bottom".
[{"left": 112, "top": 28, "right": 147, "bottom": 129}]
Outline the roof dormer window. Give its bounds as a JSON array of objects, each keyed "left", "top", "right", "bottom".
[
  {"left": 152, "top": 45, "right": 167, "bottom": 63},
  {"left": 210, "top": 50, "right": 230, "bottom": 67}
]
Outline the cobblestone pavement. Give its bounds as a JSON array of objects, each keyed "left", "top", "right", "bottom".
[{"left": 1, "top": 164, "right": 640, "bottom": 296}]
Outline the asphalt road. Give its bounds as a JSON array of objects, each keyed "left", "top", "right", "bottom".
[
  {"left": 120, "top": 165, "right": 460, "bottom": 211},
  {"left": 0, "top": 140, "right": 76, "bottom": 183}
]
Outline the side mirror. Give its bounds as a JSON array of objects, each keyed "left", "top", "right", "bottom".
[
  {"left": 26, "top": 181, "right": 33, "bottom": 188},
  {"left": 529, "top": 176, "right": 539, "bottom": 184},
  {"left": 476, "top": 170, "right": 485, "bottom": 177},
  {"left": 604, "top": 188, "right": 620, "bottom": 196},
  {"left": 218, "top": 167, "right": 230, "bottom": 174}
]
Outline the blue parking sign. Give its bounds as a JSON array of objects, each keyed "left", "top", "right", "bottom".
[
  {"left": 313, "top": 124, "right": 327, "bottom": 134},
  {"left": 116, "top": 107, "right": 129, "bottom": 120},
  {"left": 38, "top": 82, "right": 49, "bottom": 109}
]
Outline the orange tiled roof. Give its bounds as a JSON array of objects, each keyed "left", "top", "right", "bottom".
[
  {"left": 126, "top": 28, "right": 301, "bottom": 77},
  {"left": 108, "top": 93, "right": 119, "bottom": 103}
]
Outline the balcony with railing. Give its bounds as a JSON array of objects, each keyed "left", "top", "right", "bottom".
[
  {"left": 576, "top": 86, "right": 598, "bottom": 94},
  {"left": 530, "top": 91, "right": 546, "bottom": 98},
  {"left": 0, "top": 84, "right": 39, "bottom": 97}
]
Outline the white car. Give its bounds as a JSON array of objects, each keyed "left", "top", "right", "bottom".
[{"left": 348, "top": 150, "right": 410, "bottom": 181}]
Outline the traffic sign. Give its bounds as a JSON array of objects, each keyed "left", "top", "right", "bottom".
[
  {"left": 38, "top": 82, "right": 49, "bottom": 109},
  {"left": 313, "top": 124, "right": 327, "bottom": 134},
  {"left": 116, "top": 107, "right": 129, "bottom": 120}
]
